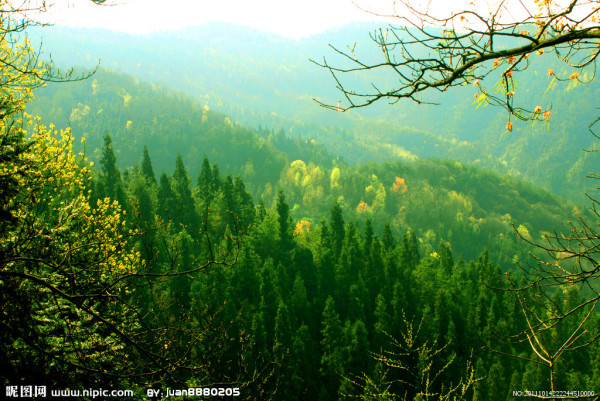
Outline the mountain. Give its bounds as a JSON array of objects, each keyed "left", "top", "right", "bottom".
[
  {"left": 28, "top": 69, "right": 336, "bottom": 196},
  {"left": 27, "top": 69, "right": 588, "bottom": 267},
  {"left": 28, "top": 23, "right": 598, "bottom": 202},
  {"left": 10, "top": 22, "right": 600, "bottom": 397}
]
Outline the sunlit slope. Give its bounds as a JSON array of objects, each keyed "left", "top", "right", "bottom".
[
  {"left": 28, "top": 69, "right": 334, "bottom": 194},
  {"left": 29, "top": 23, "right": 598, "bottom": 201},
  {"left": 29, "top": 70, "right": 589, "bottom": 266}
]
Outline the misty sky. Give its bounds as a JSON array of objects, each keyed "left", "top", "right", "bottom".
[{"left": 43, "top": 0, "right": 397, "bottom": 38}]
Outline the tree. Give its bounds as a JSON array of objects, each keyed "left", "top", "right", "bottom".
[
  {"left": 276, "top": 190, "right": 294, "bottom": 263},
  {"left": 172, "top": 153, "right": 199, "bottom": 231},
  {"left": 98, "top": 133, "right": 127, "bottom": 207},
  {"left": 0, "top": 121, "right": 143, "bottom": 386},
  {"left": 0, "top": 0, "right": 246, "bottom": 390},
  {"left": 315, "top": 0, "right": 600, "bottom": 125},
  {"left": 141, "top": 145, "right": 157, "bottom": 185},
  {"left": 197, "top": 156, "right": 215, "bottom": 202},
  {"left": 342, "top": 313, "right": 480, "bottom": 400},
  {"left": 330, "top": 200, "right": 346, "bottom": 259},
  {"left": 320, "top": 296, "right": 346, "bottom": 399},
  {"left": 317, "top": 0, "right": 600, "bottom": 396},
  {"left": 0, "top": 101, "right": 243, "bottom": 392},
  {"left": 0, "top": 2, "right": 111, "bottom": 384}
]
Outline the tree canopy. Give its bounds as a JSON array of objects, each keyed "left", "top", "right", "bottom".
[{"left": 317, "top": 0, "right": 600, "bottom": 396}]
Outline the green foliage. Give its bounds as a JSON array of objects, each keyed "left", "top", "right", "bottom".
[
  {"left": 9, "top": 23, "right": 598, "bottom": 399},
  {"left": 29, "top": 24, "right": 600, "bottom": 202},
  {"left": 5, "top": 128, "right": 598, "bottom": 396}
]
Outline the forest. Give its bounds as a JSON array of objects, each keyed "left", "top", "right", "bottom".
[{"left": 1, "top": 0, "right": 600, "bottom": 400}]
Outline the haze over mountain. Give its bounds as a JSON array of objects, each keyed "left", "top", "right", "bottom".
[{"left": 29, "top": 22, "right": 598, "bottom": 202}]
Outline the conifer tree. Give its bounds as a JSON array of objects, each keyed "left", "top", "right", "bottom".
[
  {"left": 169, "top": 229, "right": 194, "bottom": 311},
  {"left": 438, "top": 240, "right": 454, "bottom": 275},
  {"left": 172, "top": 154, "right": 198, "bottom": 232},
  {"left": 220, "top": 173, "right": 236, "bottom": 228},
  {"left": 320, "top": 296, "right": 345, "bottom": 399},
  {"left": 367, "top": 237, "right": 385, "bottom": 298},
  {"left": 129, "top": 171, "right": 154, "bottom": 228},
  {"left": 99, "top": 134, "right": 127, "bottom": 207},
  {"left": 290, "top": 273, "right": 310, "bottom": 327},
  {"left": 363, "top": 218, "right": 374, "bottom": 258},
  {"left": 291, "top": 247, "right": 318, "bottom": 304},
  {"left": 373, "top": 292, "right": 392, "bottom": 351},
  {"left": 259, "top": 258, "right": 280, "bottom": 349},
  {"left": 272, "top": 300, "right": 297, "bottom": 401},
  {"left": 291, "top": 324, "right": 317, "bottom": 400},
  {"left": 197, "top": 156, "right": 214, "bottom": 202},
  {"left": 347, "top": 319, "right": 370, "bottom": 379},
  {"left": 157, "top": 172, "right": 176, "bottom": 222},
  {"left": 400, "top": 231, "right": 420, "bottom": 270},
  {"left": 381, "top": 223, "right": 395, "bottom": 251},
  {"left": 141, "top": 145, "right": 157, "bottom": 184},
  {"left": 275, "top": 190, "right": 294, "bottom": 263},
  {"left": 273, "top": 300, "right": 293, "bottom": 360},
  {"left": 316, "top": 219, "right": 336, "bottom": 303},
  {"left": 329, "top": 201, "right": 345, "bottom": 259},
  {"left": 487, "top": 360, "right": 507, "bottom": 401},
  {"left": 211, "top": 162, "right": 222, "bottom": 192}
]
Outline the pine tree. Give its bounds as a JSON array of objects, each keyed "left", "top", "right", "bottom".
[
  {"left": 211, "top": 162, "right": 222, "bottom": 192},
  {"left": 373, "top": 292, "right": 391, "bottom": 352},
  {"left": 438, "top": 240, "right": 454, "bottom": 275},
  {"left": 433, "top": 288, "right": 452, "bottom": 341},
  {"left": 316, "top": 219, "right": 336, "bottom": 304},
  {"left": 290, "top": 273, "right": 310, "bottom": 327},
  {"left": 197, "top": 156, "right": 214, "bottom": 202},
  {"left": 141, "top": 145, "right": 157, "bottom": 184},
  {"left": 391, "top": 281, "right": 409, "bottom": 334},
  {"left": 363, "top": 218, "right": 374, "bottom": 258},
  {"left": 233, "top": 175, "right": 255, "bottom": 229},
  {"left": 273, "top": 300, "right": 293, "bottom": 360},
  {"left": 400, "top": 231, "right": 420, "bottom": 270},
  {"left": 172, "top": 154, "right": 198, "bottom": 232},
  {"left": 99, "top": 134, "right": 126, "bottom": 207},
  {"left": 320, "top": 296, "right": 345, "bottom": 400},
  {"left": 157, "top": 172, "right": 176, "bottom": 222},
  {"left": 291, "top": 247, "right": 318, "bottom": 304},
  {"left": 291, "top": 324, "right": 317, "bottom": 400},
  {"left": 488, "top": 360, "right": 507, "bottom": 401},
  {"left": 129, "top": 172, "right": 154, "bottom": 229},
  {"left": 347, "top": 279, "right": 368, "bottom": 324},
  {"left": 329, "top": 201, "right": 345, "bottom": 259},
  {"left": 273, "top": 301, "right": 297, "bottom": 401},
  {"left": 276, "top": 191, "right": 294, "bottom": 263},
  {"left": 367, "top": 236, "right": 385, "bottom": 299},
  {"left": 347, "top": 319, "right": 370, "bottom": 378},
  {"left": 259, "top": 258, "right": 280, "bottom": 349},
  {"left": 169, "top": 229, "right": 194, "bottom": 311},
  {"left": 219, "top": 173, "right": 237, "bottom": 231},
  {"left": 381, "top": 223, "right": 395, "bottom": 251}
]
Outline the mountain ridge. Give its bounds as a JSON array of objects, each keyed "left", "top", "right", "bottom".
[{"left": 27, "top": 22, "right": 599, "bottom": 202}]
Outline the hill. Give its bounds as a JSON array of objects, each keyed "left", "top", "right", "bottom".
[
  {"left": 27, "top": 23, "right": 599, "bottom": 202},
  {"left": 28, "top": 69, "right": 587, "bottom": 266}
]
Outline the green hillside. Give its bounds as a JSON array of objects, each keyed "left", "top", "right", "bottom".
[
  {"left": 28, "top": 23, "right": 599, "bottom": 201},
  {"left": 4, "top": 10, "right": 600, "bottom": 400},
  {"left": 29, "top": 69, "right": 587, "bottom": 267}
]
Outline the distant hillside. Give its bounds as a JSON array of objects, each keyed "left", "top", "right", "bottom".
[
  {"left": 28, "top": 69, "right": 589, "bottom": 267},
  {"left": 28, "top": 23, "right": 599, "bottom": 202},
  {"left": 28, "top": 69, "right": 335, "bottom": 195}
]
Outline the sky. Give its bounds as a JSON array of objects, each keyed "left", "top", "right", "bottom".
[
  {"left": 38, "top": 0, "right": 528, "bottom": 39},
  {"left": 41, "top": 0, "right": 399, "bottom": 39}
]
